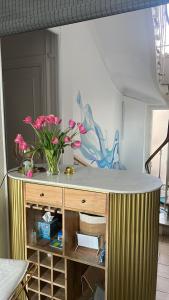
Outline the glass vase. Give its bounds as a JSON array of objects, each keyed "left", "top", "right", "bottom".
[{"left": 44, "top": 149, "right": 61, "bottom": 175}]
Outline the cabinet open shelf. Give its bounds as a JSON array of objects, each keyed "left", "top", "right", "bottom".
[
  {"left": 40, "top": 266, "right": 51, "bottom": 282},
  {"left": 53, "top": 256, "right": 65, "bottom": 273},
  {"left": 66, "top": 248, "right": 105, "bottom": 270},
  {"left": 28, "top": 277, "right": 39, "bottom": 292},
  {"left": 27, "top": 240, "right": 63, "bottom": 256},
  {"left": 53, "top": 271, "right": 65, "bottom": 288},
  {"left": 53, "top": 286, "right": 65, "bottom": 300},
  {"left": 40, "top": 251, "right": 52, "bottom": 268},
  {"left": 25, "top": 185, "right": 107, "bottom": 299},
  {"left": 40, "top": 281, "right": 52, "bottom": 297},
  {"left": 40, "top": 295, "right": 51, "bottom": 300},
  {"left": 28, "top": 290, "right": 39, "bottom": 300},
  {"left": 27, "top": 248, "right": 38, "bottom": 263},
  {"left": 67, "top": 260, "right": 105, "bottom": 300},
  {"left": 64, "top": 210, "right": 106, "bottom": 269}
]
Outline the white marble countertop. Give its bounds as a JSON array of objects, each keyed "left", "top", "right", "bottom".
[{"left": 8, "top": 166, "right": 162, "bottom": 194}]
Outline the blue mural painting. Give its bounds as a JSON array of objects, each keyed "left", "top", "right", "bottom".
[{"left": 76, "top": 92, "right": 126, "bottom": 170}]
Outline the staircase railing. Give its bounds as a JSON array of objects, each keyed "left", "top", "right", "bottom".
[{"left": 145, "top": 121, "right": 169, "bottom": 174}]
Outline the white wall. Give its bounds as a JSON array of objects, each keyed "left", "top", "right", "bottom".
[
  {"left": 121, "top": 96, "right": 150, "bottom": 172},
  {"left": 54, "top": 21, "right": 152, "bottom": 172},
  {"left": 58, "top": 22, "right": 123, "bottom": 166}
]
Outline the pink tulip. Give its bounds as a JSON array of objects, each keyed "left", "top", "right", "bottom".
[
  {"left": 26, "top": 170, "right": 33, "bottom": 178},
  {"left": 71, "top": 140, "right": 81, "bottom": 148},
  {"left": 69, "top": 119, "right": 76, "bottom": 129},
  {"left": 54, "top": 116, "right": 61, "bottom": 125},
  {"left": 51, "top": 137, "right": 59, "bottom": 144},
  {"left": 23, "top": 116, "right": 32, "bottom": 124},
  {"left": 33, "top": 115, "right": 47, "bottom": 129},
  {"left": 46, "top": 114, "right": 55, "bottom": 124},
  {"left": 14, "top": 134, "right": 24, "bottom": 144},
  {"left": 77, "top": 123, "right": 87, "bottom": 134},
  {"left": 33, "top": 120, "right": 43, "bottom": 130},
  {"left": 38, "top": 115, "right": 46, "bottom": 122},
  {"left": 19, "top": 141, "right": 28, "bottom": 151},
  {"left": 64, "top": 136, "right": 71, "bottom": 143}
]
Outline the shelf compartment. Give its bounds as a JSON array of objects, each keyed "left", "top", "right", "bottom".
[
  {"left": 53, "top": 286, "right": 65, "bottom": 300},
  {"left": 28, "top": 240, "right": 63, "bottom": 256},
  {"left": 67, "top": 260, "right": 105, "bottom": 300},
  {"left": 67, "top": 247, "right": 105, "bottom": 269},
  {"left": 53, "top": 271, "right": 65, "bottom": 288},
  {"left": 27, "top": 248, "right": 38, "bottom": 263},
  {"left": 40, "top": 295, "right": 51, "bottom": 300},
  {"left": 53, "top": 256, "right": 65, "bottom": 273},
  {"left": 40, "top": 251, "right": 52, "bottom": 268},
  {"left": 40, "top": 281, "right": 52, "bottom": 297},
  {"left": 28, "top": 277, "right": 39, "bottom": 292},
  {"left": 64, "top": 210, "right": 105, "bottom": 268},
  {"left": 40, "top": 266, "right": 51, "bottom": 282},
  {"left": 27, "top": 290, "right": 39, "bottom": 300}
]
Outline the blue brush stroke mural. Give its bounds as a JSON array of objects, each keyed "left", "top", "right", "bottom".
[{"left": 76, "top": 92, "right": 126, "bottom": 170}]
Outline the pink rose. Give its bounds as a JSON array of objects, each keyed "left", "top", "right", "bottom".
[
  {"left": 69, "top": 119, "right": 76, "bottom": 129},
  {"left": 77, "top": 123, "right": 87, "bottom": 134},
  {"left": 71, "top": 140, "right": 81, "bottom": 148},
  {"left": 51, "top": 137, "right": 59, "bottom": 144},
  {"left": 14, "top": 134, "right": 24, "bottom": 144},
  {"left": 19, "top": 141, "right": 28, "bottom": 151},
  {"left": 23, "top": 116, "right": 32, "bottom": 124},
  {"left": 64, "top": 136, "right": 71, "bottom": 143},
  {"left": 26, "top": 170, "right": 33, "bottom": 178}
]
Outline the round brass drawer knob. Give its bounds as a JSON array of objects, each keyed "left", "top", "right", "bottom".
[
  {"left": 40, "top": 193, "right": 44, "bottom": 197},
  {"left": 81, "top": 199, "right": 86, "bottom": 203}
]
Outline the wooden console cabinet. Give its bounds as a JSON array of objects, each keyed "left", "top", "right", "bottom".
[{"left": 8, "top": 167, "right": 161, "bottom": 300}]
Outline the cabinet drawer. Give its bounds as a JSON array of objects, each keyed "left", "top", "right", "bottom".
[
  {"left": 25, "top": 183, "right": 62, "bottom": 207},
  {"left": 64, "top": 189, "right": 107, "bottom": 215}
]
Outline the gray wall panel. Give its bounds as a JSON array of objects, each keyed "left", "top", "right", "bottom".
[{"left": 0, "top": 0, "right": 168, "bottom": 36}]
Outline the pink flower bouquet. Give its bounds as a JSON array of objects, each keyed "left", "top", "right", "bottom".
[{"left": 15, "top": 115, "right": 87, "bottom": 176}]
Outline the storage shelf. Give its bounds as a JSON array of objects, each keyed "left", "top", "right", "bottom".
[
  {"left": 53, "top": 286, "right": 65, "bottom": 300},
  {"left": 67, "top": 247, "right": 105, "bottom": 270},
  {"left": 53, "top": 257, "right": 65, "bottom": 273},
  {"left": 27, "top": 241, "right": 63, "bottom": 256},
  {"left": 25, "top": 193, "right": 107, "bottom": 300},
  {"left": 53, "top": 272, "right": 65, "bottom": 288},
  {"left": 40, "top": 267, "right": 51, "bottom": 283},
  {"left": 27, "top": 290, "right": 39, "bottom": 300},
  {"left": 40, "top": 295, "right": 52, "bottom": 300},
  {"left": 27, "top": 248, "right": 38, "bottom": 263},
  {"left": 40, "top": 252, "right": 52, "bottom": 268},
  {"left": 28, "top": 278, "right": 39, "bottom": 292},
  {"left": 40, "top": 282, "right": 52, "bottom": 297}
]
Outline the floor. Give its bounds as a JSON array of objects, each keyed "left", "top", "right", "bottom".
[{"left": 156, "top": 236, "right": 169, "bottom": 299}]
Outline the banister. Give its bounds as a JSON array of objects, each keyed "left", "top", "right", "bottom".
[{"left": 145, "top": 121, "right": 169, "bottom": 173}]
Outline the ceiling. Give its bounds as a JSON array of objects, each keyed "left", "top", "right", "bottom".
[
  {"left": 50, "top": 7, "right": 168, "bottom": 107},
  {"left": 87, "top": 8, "right": 168, "bottom": 106}
]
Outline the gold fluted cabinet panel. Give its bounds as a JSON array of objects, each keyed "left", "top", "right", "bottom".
[
  {"left": 8, "top": 178, "right": 25, "bottom": 260},
  {"left": 8, "top": 178, "right": 25, "bottom": 300},
  {"left": 108, "top": 190, "right": 160, "bottom": 300}
]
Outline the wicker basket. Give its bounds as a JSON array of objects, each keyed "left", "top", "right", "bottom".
[{"left": 79, "top": 213, "right": 106, "bottom": 239}]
